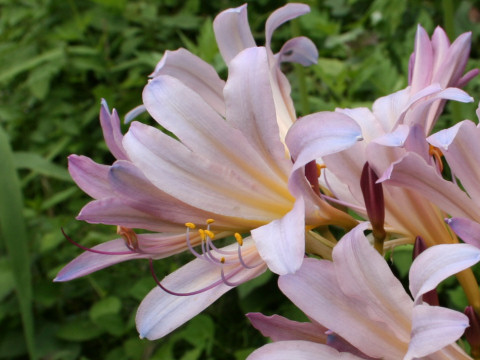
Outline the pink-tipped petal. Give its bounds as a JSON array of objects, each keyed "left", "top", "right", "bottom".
[
  {"left": 225, "top": 47, "right": 291, "bottom": 174},
  {"left": 247, "top": 313, "right": 327, "bottom": 343},
  {"left": 446, "top": 217, "right": 480, "bottom": 248},
  {"left": 68, "top": 155, "right": 111, "bottom": 199},
  {"left": 77, "top": 197, "right": 181, "bottom": 232},
  {"left": 404, "top": 304, "right": 469, "bottom": 360},
  {"left": 251, "top": 197, "right": 305, "bottom": 275},
  {"left": 428, "top": 120, "right": 480, "bottom": 202},
  {"left": 286, "top": 111, "right": 363, "bottom": 173},
  {"left": 265, "top": 3, "right": 310, "bottom": 48},
  {"left": 247, "top": 340, "right": 362, "bottom": 360},
  {"left": 379, "top": 152, "right": 480, "bottom": 222},
  {"left": 213, "top": 4, "right": 256, "bottom": 65},
  {"left": 54, "top": 239, "right": 142, "bottom": 281},
  {"left": 410, "top": 25, "right": 433, "bottom": 93},
  {"left": 149, "top": 48, "right": 225, "bottom": 116},
  {"left": 277, "top": 36, "right": 318, "bottom": 66},
  {"left": 99, "top": 99, "right": 128, "bottom": 160},
  {"left": 409, "top": 243, "right": 480, "bottom": 303}
]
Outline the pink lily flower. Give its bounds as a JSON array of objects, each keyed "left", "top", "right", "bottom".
[
  {"left": 247, "top": 223, "right": 477, "bottom": 359},
  {"left": 57, "top": 4, "right": 362, "bottom": 340},
  {"left": 381, "top": 116, "right": 480, "bottom": 247},
  {"left": 285, "top": 25, "right": 475, "bottom": 250}
]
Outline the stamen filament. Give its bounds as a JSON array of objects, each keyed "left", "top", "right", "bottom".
[{"left": 61, "top": 228, "right": 134, "bottom": 255}]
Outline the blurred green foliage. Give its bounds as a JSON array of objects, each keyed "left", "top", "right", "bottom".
[{"left": 2, "top": 0, "right": 480, "bottom": 359}]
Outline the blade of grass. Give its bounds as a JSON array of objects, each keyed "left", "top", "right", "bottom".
[{"left": 0, "top": 126, "right": 36, "bottom": 359}]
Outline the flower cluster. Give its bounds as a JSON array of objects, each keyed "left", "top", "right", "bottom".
[{"left": 57, "top": 3, "right": 480, "bottom": 359}]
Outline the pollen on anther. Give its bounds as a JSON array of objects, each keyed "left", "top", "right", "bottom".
[
  {"left": 204, "top": 230, "right": 215, "bottom": 239},
  {"left": 220, "top": 257, "right": 225, "bottom": 264},
  {"left": 316, "top": 164, "right": 326, "bottom": 177},
  {"left": 234, "top": 233, "right": 243, "bottom": 246},
  {"left": 198, "top": 229, "right": 206, "bottom": 241},
  {"left": 185, "top": 222, "right": 196, "bottom": 229},
  {"left": 206, "top": 219, "right": 215, "bottom": 224}
]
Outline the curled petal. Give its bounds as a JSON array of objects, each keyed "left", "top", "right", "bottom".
[
  {"left": 265, "top": 3, "right": 310, "bottom": 48},
  {"left": 286, "top": 111, "right": 363, "bottom": 173},
  {"left": 277, "top": 36, "right": 318, "bottom": 66},
  {"left": 404, "top": 304, "right": 469, "bottom": 360},
  {"left": 149, "top": 48, "right": 225, "bottom": 116},
  {"left": 251, "top": 197, "right": 305, "bottom": 275},
  {"left": 409, "top": 243, "right": 480, "bottom": 303},
  {"left": 446, "top": 217, "right": 480, "bottom": 248},
  {"left": 213, "top": 4, "right": 256, "bottom": 65},
  {"left": 68, "top": 155, "right": 111, "bottom": 199},
  {"left": 379, "top": 152, "right": 480, "bottom": 222},
  {"left": 428, "top": 120, "right": 480, "bottom": 203}
]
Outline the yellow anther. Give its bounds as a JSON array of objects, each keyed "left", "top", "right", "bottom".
[
  {"left": 220, "top": 257, "right": 225, "bottom": 264},
  {"left": 198, "top": 229, "right": 206, "bottom": 241},
  {"left": 204, "top": 230, "right": 215, "bottom": 239},
  {"left": 316, "top": 164, "right": 327, "bottom": 177},
  {"left": 234, "top": 233, "right": 243, "bottom": 246},
  {"left": 185, "top": 222, "right": 196, "bottom": 229},
  {"left": 206, "top": 219, "right": 215, "bottom": 224}
]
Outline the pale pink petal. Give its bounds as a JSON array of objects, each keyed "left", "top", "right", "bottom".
[
  {"left": 446, "top": 217, "right": 480, "bottom": 248},
  {"left": 277, "top": 36, "right": 318, "bottom": 66},
  {"left": 335, "top": 107, "right": 383, "bottom": 142},
  {"left": 213, "top": 4, "right": 256, "bottom": 65},
  {"left": 142, "top": 73, "right": 288, "bottom": 189},
  {"left": 332, "top": 223, "right": 413, "bottom": 340},
  {"left": 251, "top": 197, "right": 305, "bottom": 275},
  {"left": 136, "top": 239, "right": 266, "bottom": 340},
  {"left": 435, "top": 31, "right": 472, "bottom": 87},
  {"left": 149, "top": 48, "right": 225, "bottom": 116},
  {"left": 265, "top": 3, "right": 310, "bottom": 49},
  {"left": 279, "top": 258, "right": 407, "bottom": 359},
  {"left": 430, "top": 26, "right": 450, "bottom": 78},
  {"left": 379, "top": 152, "right": 480, "bottom": 222},
  {"left": 458, "top": 68, "right": 479, "bottom": 88},
  {"left": 428, "top": 120, "right": 480, "bottom": 202},
  {"left": 373, "top": 124, "right": 409, "bottom": 147},
  {"left": 404, "top": 304, "right": 469, "bottom": 360},
  {"left": 409, "top": 243, "right": 480, "bottom": 303},
  {"left": 224, "top": 47, "right": 291, "bottom": 176},
  {"left": 247, "top": 341, "right": 363, "bottom": 360},
  {"left": 99, "top": 99, "right": 128, "bottom": 160},
  {"left": 123, "top": 122, "right": 291, "bottom": 220},
  {"left": 286, "top": 111, "right": 363, "bottom": 173},
  {"left": 371, "top": 87, "right": 411, "bottom": 133},
  {"left": 108, "top": 160, "right": 246, "bottom": 229},
  {"left": 77, "top": 198, "right": 183, "bottom": 232},
  {"left": 246, "top": 313, "right": 327, "bottom": 343},
  {"left": 124, "top": 104, "right": 146, "bottom": 124},
  {"left": 54, "top": 239, "right": 143, "bottom": 281},
  {"left": 410, "top": 25, "right": 433, "bottom": 93},
  {"left": 68, "top": 155, "right": 111, "bottom": 199}
]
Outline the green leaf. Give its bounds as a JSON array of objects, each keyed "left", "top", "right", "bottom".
[
  {"left": 14, "top": 152, "right": 72, "bottom": 182},
  {"left": 0, "top": 47, "right": 64, "bottom": 83},
  {"left": 89, "top": 296, "right": 122, "bottom": 322},
  {"left": 56, "top": 317, "right": 104, "bottom": 342},
  {"left": 0, "top": 126, "right": 36, "bottom": 359}
]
